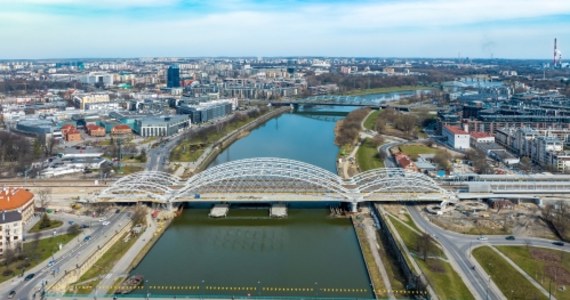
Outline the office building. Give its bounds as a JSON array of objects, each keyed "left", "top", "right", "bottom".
[
  {"left": 167, "top": 65, "right": 180, "bottom": 88},
  {"left": 134, "top": 115, "right": 191, "bottom": 137}
]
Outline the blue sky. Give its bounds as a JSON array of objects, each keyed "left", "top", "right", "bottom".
[{"left": 1, "top": 0, "right": 569, "bottom": 59}]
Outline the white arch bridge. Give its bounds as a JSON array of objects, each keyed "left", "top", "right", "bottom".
[{"left": 97, "top": 157, "right": 457, "bottom": 211}]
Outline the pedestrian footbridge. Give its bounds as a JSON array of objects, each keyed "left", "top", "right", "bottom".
[{"left": 97, "top": 157, "right": 456, "bottom": 211}]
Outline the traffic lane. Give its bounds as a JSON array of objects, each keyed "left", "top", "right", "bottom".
[
  {"left": 17, "top": 213, "right": 129, "bottom": 299},
  {"left": 409, "top": 206, "right": 568, "bottom": 245}
]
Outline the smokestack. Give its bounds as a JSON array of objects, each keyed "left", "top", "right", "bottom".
[{"left": 554, "top": 38, "right": 558, "bottom": 65}]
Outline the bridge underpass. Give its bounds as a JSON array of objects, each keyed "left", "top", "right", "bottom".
[{"left": 97, "top": 157, "right": 457, "bottom": 211}]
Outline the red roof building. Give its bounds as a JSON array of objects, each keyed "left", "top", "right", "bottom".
[
  {"left": 111, "top": 125, "right": 132, "bottom": 135},
  {"left": 394, "top": 153, "right": 418, "bottom": 172}
]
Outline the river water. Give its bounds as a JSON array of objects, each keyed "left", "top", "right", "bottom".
[{"left": 131, "top": 106, "right": 375, "bottom": 299}]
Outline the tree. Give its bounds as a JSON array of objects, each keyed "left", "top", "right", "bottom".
[
  {"left": 67, "top": 224, "right": 81, "bottom": 235},
  {"left": 433, "top": 151, "right": 452, "bottom": 171},
  {"left": 375, "top": 118, "right": 386, "bottom": 134},
  {"left": 36, "top": 188, "right": 52, "bottom": 213},
  {"left": 370, "top": 135, "right": 385, "bottom": 147},
  {"left": 520, "top": 156, "right": 532, "bottom": 172},
  {"left": 3, "top": 247, "right": 16, "bottom": 266},
  {"left": 132, "top": 204, "right": 147, "bottom": 226},
  {"left": 416, "top": 233, "right": 437, "bottom": 261},
  {"left": 39, "top": 213, "right": 52, "bottom": 229}
]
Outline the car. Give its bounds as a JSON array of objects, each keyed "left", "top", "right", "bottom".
[
  {"left": 80, "top": 224, "right": 89, "bottom": 229},
  {"left": 102, "top": 221, "right": 110, "bottom": 226},
  {"left": 477, "top": 236, "right": 488, "bottom": 241},
  {"left": 83, "top": 235, "right": 92, "bottom": 242},
  {"left": 505, "top": 235, "right": 516, "bottom": 240},
  {"left": 553, "top": 241, "right": 565, "bottom": 246},
  {"left": 7, "top": 290, "right": 16, "bottom": 299},
  {"left": 99, "top": 217, "right": 106, "bottom": 222},
  {"left": 24, "top": 273, "right": 35, "bottom": 281},
  {"left": 68, "top": 221, "right": 74, "bottom": 225}
]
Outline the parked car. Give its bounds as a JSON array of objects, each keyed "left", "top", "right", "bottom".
[
  {"left": 505, "top": 236, "right": 516, "bottom": 240},
  {"left": 553, "top": 241, "right": 565, "bottom": 246}
]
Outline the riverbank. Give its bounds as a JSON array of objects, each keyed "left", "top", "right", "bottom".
[
  {"left": 172, "top": 106, "right": 290, "bottom": 176},
  {"left": 344, "top": 86, "right": 434, "bottom": 96}
]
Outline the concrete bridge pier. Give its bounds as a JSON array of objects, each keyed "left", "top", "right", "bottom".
[{"left": 350, "top": 201, "right": 358, "bottom": 213}]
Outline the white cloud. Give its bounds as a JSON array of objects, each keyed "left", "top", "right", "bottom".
[{"left": 1, "top": 0, "right": 570, "bottom": 58}]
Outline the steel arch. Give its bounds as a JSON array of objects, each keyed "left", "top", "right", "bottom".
[
  {"left": 98, "top": 171, "right": 181, "bottom": 202},
  {"left": 96, "top": 157, "right": 457, "bottom": 207},
  {"left": 176, "top": 157, "right": 350, "bottom": 200}
]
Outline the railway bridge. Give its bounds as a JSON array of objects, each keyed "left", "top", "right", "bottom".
[{"left": 97, "top": 157, "right": 456, "bottom": 211}]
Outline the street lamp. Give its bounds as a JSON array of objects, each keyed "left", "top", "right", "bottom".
[
  {"left": 145, "top": 279, "right": 150, "bottom": 300},
  {"left": 314, "top": 282, "right": 319, "bottom": 299}
]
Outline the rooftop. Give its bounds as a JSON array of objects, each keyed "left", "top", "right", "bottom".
[
  {"left": 444, "top": 125, "right": 468, "bottom": 135},
  {"left": 0, "top": 188, "right": 34, "bottom": 211}
]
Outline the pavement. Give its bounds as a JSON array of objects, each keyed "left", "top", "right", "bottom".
[
  {"left": 0, "top": 212, "right": 131, "bottom": 300},
  {"left": 93, "top": 214, "right": 158, "bottom": 296},
  {"left": 407, "top": 205, "right": 570, "bottom": 300}
]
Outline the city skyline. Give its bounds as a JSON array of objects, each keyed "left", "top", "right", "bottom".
[{"left": 1, "top": 0, "right": 570, "bottom": 60}]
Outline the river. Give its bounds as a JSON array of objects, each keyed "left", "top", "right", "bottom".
[{"left": 131, "top": 105, "right": 374, "bottom": 299}]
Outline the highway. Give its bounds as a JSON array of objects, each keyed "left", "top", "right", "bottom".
[
  {"left": 1, "top": 212, "right": 130, "bottom": 300},
  {"left": 407, "top": 205, "right": 570, "bottom": 300}
]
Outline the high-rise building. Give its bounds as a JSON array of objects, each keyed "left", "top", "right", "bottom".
[{"left": 167, "top": 64, "right": 180, "bottom": 88}]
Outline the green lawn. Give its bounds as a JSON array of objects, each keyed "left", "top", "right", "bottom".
[
  {"left": 363, "top": 110, "right": 380, "bottom": 131},
  {"left": 356, "top": 138, "right": 384, "bottom": 171},
  {"left": 344, "top": 86, "right": 433, "bottom": 96},
  {"left": 400, "top": 212, "right": 421, "bottom": 233},
  {"left": 388, "top": 215, "right": 443, "bottom": 258},
  {"left": 388, "top": 215, "right": 471, "bottom": 299},
  {"left": 496, "top": 246, "right": 570, "bottom": 300},
  {"left": 71, "top": 232, "right": 139, "bottom": 294},
  {"left": 398, "top": 144, "right": 438, "bottom": 160},
  {"left": 416, "top": 258, "right": 474, "bottom": 300},
  {"left": 473, "top": 246, "right": 547, "bottom": 300},
  {"left": 170, "top": 117, "right": 256, "bottom": 162},
  {"left": 0, "top": 233, "right": 79, "bottom": 283},
  {"left": 29, "top": 219, "right": 63, "bottom": 233}
]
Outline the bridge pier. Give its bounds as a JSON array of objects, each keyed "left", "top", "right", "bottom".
[{"left": 350, "top": 202, "right": 358, "bottom": 213}]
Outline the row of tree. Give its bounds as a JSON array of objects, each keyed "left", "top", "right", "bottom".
[
  {"left": 335, "top": 108, "right": 370, "bottom": 146},
  {"left": 0, "top": 131, "right": 43, "bottom": 177}
]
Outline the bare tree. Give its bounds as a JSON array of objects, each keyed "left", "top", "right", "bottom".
[
  {"left": 416, "top": 233, "right": 437, "bottom": 261},
  {"left": 36, "top": 188, "right": 52, "bottom": 213},
  {"left": 131, "top": 204, "right": 148, "bottom": 226}
]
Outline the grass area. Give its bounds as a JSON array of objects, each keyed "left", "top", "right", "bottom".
[
  {"left": 400, "top": 212, "right": 421, "bottom": 233},
  {"left": 374, "top": 230, "right": 408, "bottom": 298},
  {"left": 170, "top": 117, "right": 256, "bottom": 162},
  {"left": 416, "top": 258, "right": 474, "bottom": 300},
  {"left": 356, "top": 138, "right": 384, "bottom": 171},
  {"left": 398, "top": 144, "right": 438, "bottom": 160},
  {"left": 116, "top": 164, "right": 144, "bottom": 175},
  {"left": 496, "top": 246, "right": 570, "bottom": 300},
  {"left": 0, "top": 233, "right": 79, "bottom": 283},
  {"left": 29, "top": 219, "right": 63, "bottom": 233},
  {"left": 388, "top": 215, "right": 443, "bottom": 258},
  {"left": 353, "top": 219, "right": 387, "bottom": 298},
  {"left": 387, "top": 216, "right": 472, "bottom": 299},
  {"left": 72, "top": 232, "right": 139, "bottom": 294},
  {"left": 473, "top": 246, "right": 547, "bottom": 300},
  {"left": 363, "top": 110, "right": 380, "bottom": 131},
  {"left": 344, "top": 86, "right": 433, "bottom": 96}
]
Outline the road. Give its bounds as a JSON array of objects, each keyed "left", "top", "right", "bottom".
[
  {"left": 379, "top": 142, "right": 398, "bottom": 168},
  {"left": 407, "top": 205, "right": 570, "bottom": 300},
  {"left": 0, "top": 212, "right": 130, "bottom": 300}
]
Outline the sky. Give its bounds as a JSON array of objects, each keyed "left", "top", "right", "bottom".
[{"left": 1, "top": 0, "right": 570, "bottom": 59}]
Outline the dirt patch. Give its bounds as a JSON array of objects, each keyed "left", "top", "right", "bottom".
[
  {"left": 544, "top": 265, "right": 570, "bottom": 285},
  {"left": 530, "top": 248, "right": 562, "bottom": 263}
]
